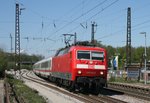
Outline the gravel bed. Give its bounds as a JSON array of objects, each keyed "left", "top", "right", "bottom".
[
  {"left": 27, "top": 71, "right": 150, "bottom": 103},
  {"left": 109, "top": 94, "right": 150, "bottom": 103},
  {"left": 27, "top": 71, "right": 44, "bottom": 80},
  {"left": 23, "top": 77, "right": 83, "bottom": 103},
  {"left": 111, "top": 82, "right": 150, "bottom": 89},
  {"left": 0, "top": 80, "right": 4, "bottom": 103}
]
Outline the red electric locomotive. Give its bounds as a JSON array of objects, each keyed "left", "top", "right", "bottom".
[
  {"left": 52, "top": 45, "right": 107, "bottom": 92},
  {"left": 33, "top": 43, "right": 107, "bottom": 93}
]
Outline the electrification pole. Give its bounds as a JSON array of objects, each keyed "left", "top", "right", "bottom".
[
  {"left": 91, "top": 22, "right": 97, "bottom": 44},
  {"left": 10, "top": 33, "right": 13, "bottom": 53},
  {"left": 15, "top": 3, "right": 20, "bottom": 71},
  {"left": 74, "top": 32, "right": 77, "bottom": 45},
  {"left": 126, "top": 7, "right": 131, "bottom": 67},
  {"left": 15, "top": 3, "right": 24, "bottom": 72}
]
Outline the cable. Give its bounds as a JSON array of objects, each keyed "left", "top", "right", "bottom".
[
  {"left": 86, "top": 0, "right": 119, "bottom": 21},
  {"left": 96, "top": 18, "right": 150, "bottom": 40},
  {"left": 67, "top": 0, "right": 150, "bottom": 41},
  {"left": 66, "top": 0, "right": 120, "bottom": 35},
  {"left": 47, "top": 0, "right": 108, "bottom": 39}
]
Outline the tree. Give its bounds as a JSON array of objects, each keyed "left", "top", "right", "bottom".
[{"left": 0, "top": 49, "right": 7, "bottom": 78}]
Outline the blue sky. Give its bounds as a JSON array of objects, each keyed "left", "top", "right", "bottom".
[{"left": 0, "top": 0, "right": 150, "bottom": 57}]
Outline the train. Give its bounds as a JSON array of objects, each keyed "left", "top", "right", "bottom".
[{"left": 33, "top": 44, "right": 108, "bottom": 94}]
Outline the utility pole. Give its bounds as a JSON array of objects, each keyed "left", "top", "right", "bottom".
[
  {"left": 15, "top": 3, "right": 24, "bottom": 71},
  {"left": 140, "top": 32, "right": 147, "bottom": 85},
  {"left": 91, "top": 22, "right": 97, "bottom": 44},
  {"left": 74, "top": 32, "right": 77, "bottom": 45},
  {"left": 126, "top": 7, "right": 131, "bottom": 67},
  {"left": 10, "top": 33, "right": 13, "bottom": 53},
  {"left": 15, "top": 3, "right": 20, "bottom": 71}
]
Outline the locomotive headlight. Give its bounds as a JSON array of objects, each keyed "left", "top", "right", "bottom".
[
  {"left": 100, "top": 71, "right": 104, "bottom": 75},
  {"left": 78, "top": 70, "right": 82, "bottom": 74}
]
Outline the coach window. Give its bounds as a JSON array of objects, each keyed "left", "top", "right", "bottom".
[
  {"left": 77, "top": 51, "right": 90, "bottom": 60},
  {"left": 45, "top": 62, "right": 48, "bottom": 68},
  {"left": 35, "top": 65, "right": 37, "bottom": 69},
  {"left": 48, "top": 60, "right": 51, "bottom": 68},
  {"left": 37, "top": 64, "right": 40, "bottom": 70},
  {"left": 41, "top": 62, "right": 48, "bottom": 68}
]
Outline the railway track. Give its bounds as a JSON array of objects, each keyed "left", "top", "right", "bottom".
[
  {"left": 23, "top": 71, "right": 127, "bottom": 103},
  {"left": 4, "top": 82, "right": 10, "bottom": 103},
  {"left": 108, "top": 82, "right": 150, "bottom": 101}
]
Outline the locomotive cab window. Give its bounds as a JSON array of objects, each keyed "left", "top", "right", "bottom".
[
  {"left": 77, "top": 51, "right": 90, "bottom": 60},
  {"left": 91, "top": 51, "right": 104, "bottom": 61},
  {"left": 77, "top": 50, "right": 104, "bottom": 60}
]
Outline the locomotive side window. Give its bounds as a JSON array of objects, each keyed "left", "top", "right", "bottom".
[
  {"left": 77, "top": 51, "right": 90, "bottom": 60},
  {"left": 37, "top": 64, "right": 40, "bottom": 69},
  {"left": 91, "top": 52, "right": 104, "bottom": 60}
]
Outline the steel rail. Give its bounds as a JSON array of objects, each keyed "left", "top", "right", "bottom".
[
  {"left": 23, "top": 71, "right": 127, "bottom": 103},
  {"left": 108, "top": 82, "right": 150, "bottom": 101}
]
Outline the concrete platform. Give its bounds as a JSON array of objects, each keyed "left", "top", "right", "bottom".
[{"left": 0, "top": 80, "right": 4, "bottom": 103}]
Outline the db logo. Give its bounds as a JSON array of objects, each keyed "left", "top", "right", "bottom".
[
  {"left": 89, "top": 61, "right": 93, "bottom": 64},
  {"left": 88, "top": 65, "right": 94, "bottom": 68}
]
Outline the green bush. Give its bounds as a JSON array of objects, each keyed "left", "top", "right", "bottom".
[
  {"left": 109, "top": 77, "right": 116, "bottom": 82},
  {"left": 108, "top": 76, "right": 139, "bottom": 83}
]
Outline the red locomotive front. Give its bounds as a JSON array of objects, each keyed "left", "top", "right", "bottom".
[
  {"left": 52, "top": 45, "right": 107, "bottom": 93},
  {"left": 71, "top": 46, "right": 107, "bottom": 78},
  {"left": 71, "top": 46, "right": 107, "bottom": 91}
]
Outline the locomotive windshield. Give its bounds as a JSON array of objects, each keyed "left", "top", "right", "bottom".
[
  {"left": 77, "top": 51, "right": 90, "bottom": 59},
  {"left": 77, "top": 51, "right": 104, "bottom": 60},
  {"left": 91, "top": 51, "right": 104, "bottom": 60}
]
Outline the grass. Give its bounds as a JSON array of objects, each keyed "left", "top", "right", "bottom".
[
  {"left": 6, "top": 74, "right": 46, "bottom": 103},
  {"left": 108, "top": 76, "right": 150, "bottom": 84}
]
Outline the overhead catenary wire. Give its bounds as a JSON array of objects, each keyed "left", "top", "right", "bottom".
[
  {"left": 86, "top": 0, "right": 119, "bottom": 21},
  {"left": 0, "top": 35, "right": 56, "bottom": 42},
  {"left": 10, "top": 0, "right": 149, "bottom": 31},
  {"left": 3, "top": 0, "right": 150, "bottom": 56},
  {"left": 67, "top": 0, "right": 150, "bottom": 41},
  {"left": 97, "top": 18, "right": 150, "bottom": 40},
  {"left": 47, "top": 0, "right": 108, "bottom": 39},
  {"left": 66, "top": 0, "right": 120, "bottom": 35},
  {"left": 18, "top": 0, "right": 93, "bottom": 42},
  {"left": 50, "top": 0, "right": 120, "bottom": 46},
  {"left": 24, "top": 0, "right": 107, "bottom": 52},
  {"left": 11, "top": 0, "right": 117, "bottom": 43}
]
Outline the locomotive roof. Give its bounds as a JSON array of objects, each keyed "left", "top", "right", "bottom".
[
  {"left": 70, "top": 45, "right": 105, "bottom": 50},
  {"left": 54, "top": 41, "right": 106, "bottom": 56},
  {"left": 54, "top": 45, "right": 105, "bottom": 57}
]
